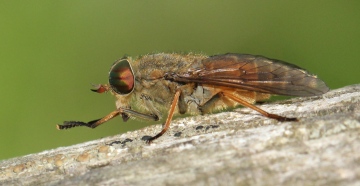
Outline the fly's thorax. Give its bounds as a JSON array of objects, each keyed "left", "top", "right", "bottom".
[
  {"left": 133, "top": 53, "right": 207, "bottom": 78},
  {"left": 123, "top": 53, "right": 204, "bottom": 117},
  {"left": 131, "top": 78, "right": 179, "bottom": 119}
]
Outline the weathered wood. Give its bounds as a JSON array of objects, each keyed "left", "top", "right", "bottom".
[{"left": 1, "top": 85, "right": 360, "bottom": 185}]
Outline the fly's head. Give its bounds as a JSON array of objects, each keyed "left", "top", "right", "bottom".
[{"left": 91, "top": 57, "right": 135, "bottom": 109}]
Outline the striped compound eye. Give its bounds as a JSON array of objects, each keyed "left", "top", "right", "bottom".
[{"left": 108, "top": 58, "right": 135, "bottom": 95}]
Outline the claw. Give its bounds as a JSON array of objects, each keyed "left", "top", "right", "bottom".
[{"left": 141, "top": 136, "right": 155, "bottom": 144}]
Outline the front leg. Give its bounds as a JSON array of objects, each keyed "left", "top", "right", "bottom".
[{"left": 56, "top": 108, "right": 159, "bottom": 130}]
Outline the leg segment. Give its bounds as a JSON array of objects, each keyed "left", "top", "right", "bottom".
[
  {"left": 146, "top": 89, "right": 181, "bottom": 144},
  {"left": 56, "top": 108, "right": 159, "bottom": 130},
  {"left": 221, "top": 92, "right": 298, "bottom": 122}
]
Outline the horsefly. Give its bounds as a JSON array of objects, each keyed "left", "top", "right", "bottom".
[{"left": 57, "top": 53, "right": 329, "bottom": 143}]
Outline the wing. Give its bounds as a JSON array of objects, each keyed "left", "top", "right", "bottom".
[{"left": 169, "top": 53, "right": 329, "bottom": 97}]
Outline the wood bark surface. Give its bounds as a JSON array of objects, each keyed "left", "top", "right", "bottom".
[{"left": 1, "top": 85, "right": 360, "bottom": 185}]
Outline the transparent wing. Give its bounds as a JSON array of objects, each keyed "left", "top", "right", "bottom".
[{"left": 170, "top": 53, "right": 329, "bottom": 97}]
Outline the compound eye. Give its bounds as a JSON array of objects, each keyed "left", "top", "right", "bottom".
[{"left": 109, "top": 59, "right": 135, "bottom": 95}]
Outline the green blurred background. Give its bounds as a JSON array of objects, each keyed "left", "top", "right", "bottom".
[{"left": 0, "top": 1, "right": 359, "bottom": 160}]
